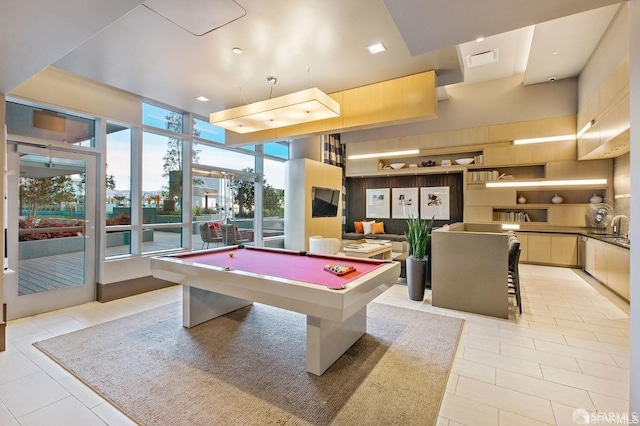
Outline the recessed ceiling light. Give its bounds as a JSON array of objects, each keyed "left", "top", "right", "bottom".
[
  {"left": 196, "top": 96, "right": 209, "bottom": 102},
  {"left": 476, "top": 37, "right": 484, "bottom": 42},
  {"left": 232, "top": 47, "right": 243, "bottom": 54},
  {"left": 367, "top": 42, "right": 387, "bottom": 54},
  {"left": 552, "top": 51, "right": 559, "bottom": 55}
]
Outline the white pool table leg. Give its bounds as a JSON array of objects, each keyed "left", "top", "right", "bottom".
[
  {"left": 183, "top": 285, "right": 252, "bottom": 328},
  {"left": 306, "top": 306, "right": 367, "bottom": 376}
]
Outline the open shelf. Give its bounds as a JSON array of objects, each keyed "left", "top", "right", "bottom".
[
  {"left": 515, "top": 189, "right": 607, "bottom": 205},
  {"left": 492, "top": 208, "right": 548, "bottom": 223},
  {"left": 467, "top": 164, "right": 546, "bottom": 182}
]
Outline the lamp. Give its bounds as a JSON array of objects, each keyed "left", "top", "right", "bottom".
[{"left": 209, "top": 87, "right": 340, "bottom": 134}]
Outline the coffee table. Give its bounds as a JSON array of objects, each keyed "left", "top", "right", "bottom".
[{"left": 343, "top": 242, "right": 393, "bottom": 260}]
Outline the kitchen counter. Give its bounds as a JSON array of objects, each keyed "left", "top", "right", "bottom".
[{"left": 515, "top": 226, "right": 630, "bottom": 249}]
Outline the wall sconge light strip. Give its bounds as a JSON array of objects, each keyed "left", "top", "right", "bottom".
[
  {"left": 576, "top": 120, "right": 595, "bottom": 139},
  {"left": 486, "top": 179, "right": 607, "bottom": 188},
  {"left": 513, "top": 134, "right": 575, "bottom": 145},
  {"left": 348, "top": 149, "right": 419, "bottom": 160}
]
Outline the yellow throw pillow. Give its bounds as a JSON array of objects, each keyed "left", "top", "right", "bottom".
[{"left": 371, "top": 222, "right": 385, "bottom": 234}]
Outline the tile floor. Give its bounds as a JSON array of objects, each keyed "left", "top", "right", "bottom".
[{"left": 0, "top": 264, "right": 631, "bottom": 425}]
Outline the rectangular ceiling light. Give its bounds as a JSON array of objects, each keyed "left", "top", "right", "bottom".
[
  {"left": 486, "top": 179, "right": 607, "bottom": 188},
  {"left": 513, "top": 134, "right": 575, "bottom": 145},
  {"left": 209, "top": 88, "right": 340, "bottom": 134},
  {"left": 348, "top": 149, "right": 420, "bottom": 160}
]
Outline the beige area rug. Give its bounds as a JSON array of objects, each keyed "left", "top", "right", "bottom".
[{"left": 34, "top": 301, "right": 463, "bottom": 426}]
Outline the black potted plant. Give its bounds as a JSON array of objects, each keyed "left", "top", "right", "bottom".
[{"left": 405, "top": 215, "right": 435, "bottom": 301}]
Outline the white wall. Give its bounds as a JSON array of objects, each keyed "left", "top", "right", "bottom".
[
  {"left": 628, "top": 0, "right": 639, "bottom": 413},
  {"left": 9, "top": 67, "right": 142, "bottom": 125},
  {"left": 289, "top": 136, "right": 323, "bottom": 162},
  {"left": 0, "top": 95, "right": 5, "bottom": 336},
  {"left": 342, "top": 73, "right": 577, "bottom": 144}
]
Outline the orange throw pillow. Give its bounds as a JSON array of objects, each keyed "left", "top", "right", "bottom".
[
  {"left": 354, "top": 221, "right": 364, "bottom": 233},
  {"left": 371, "top": 222, "right": 385, "bottom": 234}
]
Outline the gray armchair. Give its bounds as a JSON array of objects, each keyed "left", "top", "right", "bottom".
[
  {"left": 221, "top": 224, "right": 250, "bottom": 245},
  {"left": 199, "top": 223, "right": 223, "bottom": 249}
]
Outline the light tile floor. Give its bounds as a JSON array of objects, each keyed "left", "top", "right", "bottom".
[{"left": 0, "top": 264, "right": 631, "bottom": 425}]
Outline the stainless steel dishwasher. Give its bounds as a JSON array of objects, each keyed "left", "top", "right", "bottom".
[{"left": 578, "top": 235, "right": 587, "bottom": 270}]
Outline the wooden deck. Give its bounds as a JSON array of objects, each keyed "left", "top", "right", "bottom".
[{"left": 18, "top": 231, "right": 215, "bottom": 295}]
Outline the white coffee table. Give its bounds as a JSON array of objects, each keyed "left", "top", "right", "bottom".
[{"left": 343, "top": 242, "right": 393, "bottom": 260}]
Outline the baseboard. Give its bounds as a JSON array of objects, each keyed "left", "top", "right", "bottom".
[
  {"left": 97, "top": 276, "right": 177, "bottom": 303},
  {"left": 1, "top": 303, "right": 5, "bottom": 351},
  {"left": 0, "top": 324, "right": 5, "bottom": 352}
]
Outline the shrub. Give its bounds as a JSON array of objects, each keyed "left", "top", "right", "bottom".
[{"left": 19, "top": 218, "right": 84, "bottom": 241}]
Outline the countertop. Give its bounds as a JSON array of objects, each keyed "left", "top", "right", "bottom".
[{"left": 514, "top": 226, "right": 630, "bottom": 249}]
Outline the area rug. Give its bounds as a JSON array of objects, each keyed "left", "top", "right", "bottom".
[{"left": 34, "top": 301, "right": 463, "bottom": 426}]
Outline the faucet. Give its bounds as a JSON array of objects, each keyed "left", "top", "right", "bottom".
[{"left": 611, "top": 215, "right": 630, "bottom": 239}]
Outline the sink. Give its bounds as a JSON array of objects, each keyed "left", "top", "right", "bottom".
[
  {"left": 589, "top": 233, "right": 618, "bottom": 237},
  {"left": 614, "top": 237, "right": 631, "bottom": 248}
]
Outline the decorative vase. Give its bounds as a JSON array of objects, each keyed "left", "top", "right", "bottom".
[
  {"left": 517, "top": 194, "right": 526, "bottom": 204},
  {"left": 406, "top": 256, "right": 428, "bottom": 301},
  {"left": 589, "top": 193, "right": 603, "bottom": 204},
  {"left": 551, "top": 194, "right": 564, "bottom": 204}
]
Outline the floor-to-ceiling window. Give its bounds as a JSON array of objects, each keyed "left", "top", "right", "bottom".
[
  {"left": 262, "top": 143, "right": 288, "bottom": 241},
  {"left": 105, "top": 123, "right": 132, "bottom": 257}
]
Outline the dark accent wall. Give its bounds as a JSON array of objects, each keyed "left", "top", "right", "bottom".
[{"left": 345, "top": 173, "right": 464, "bottom": 235}]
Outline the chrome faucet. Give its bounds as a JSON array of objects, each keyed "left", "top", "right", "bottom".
[{"left": 611, "top": 214, "right": 630, "bottom": 239}]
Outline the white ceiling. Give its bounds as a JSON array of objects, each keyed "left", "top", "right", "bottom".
[{"left": 1, "top": 0, "right": 625, "bottom": 121}]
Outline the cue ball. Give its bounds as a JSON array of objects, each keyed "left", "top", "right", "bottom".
[{"left": 228, "top": 251, "right": 235, "bottom": 257}]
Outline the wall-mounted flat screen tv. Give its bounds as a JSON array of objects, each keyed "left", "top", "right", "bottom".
[{"left": 311, "top": 186, "right": 340, "bottom": 217}]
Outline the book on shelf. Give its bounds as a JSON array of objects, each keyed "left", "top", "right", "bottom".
[
  {"left": 467, "top": 170, "right": 499, "bottom": 182},
  {"left": 493, "top": 211, "right": 531, "bottom": 222}
]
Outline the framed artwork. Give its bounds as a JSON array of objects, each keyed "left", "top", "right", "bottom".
[
  {"left": 391, "top": 187, "right": 419, "bottom": 219},
  {"left": 366, "top": 188, "right": 390, "bottom": 218},
  {"left": 420, "top": 186, "right": 450, "bottom": 220}
]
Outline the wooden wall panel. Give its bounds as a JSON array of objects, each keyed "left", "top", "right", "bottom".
[{"left": 345, "top": 173, "right": 463, "bottom": 235}]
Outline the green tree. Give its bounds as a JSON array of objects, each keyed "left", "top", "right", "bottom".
[
  {"left": 162, "top": 111, "right": 203, "bottom": 201},
  {"left": 263, "top": 184, "right": 284, "bottom": 216},
  {"left": 106, "top": 173, "right": 116, "bottom": 191},
  {"left": 229, "top": 173, "right": 254, "bottom": 218},
  {"left": 19, "top": 175, "right": 76, "bottom": 218}
]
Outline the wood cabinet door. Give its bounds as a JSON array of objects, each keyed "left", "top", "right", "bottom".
[
  {"left": 605, "top": 245, "right": 630, "bottom": 301},
  {"left": 593, "top": 240, "right": 608, "bottom": 285},
  {"left": 527, "top": 234, "right": 551, "bottom": 264},
  {"left": 550, "top": 235, "right": 578, "bottom": 267}
]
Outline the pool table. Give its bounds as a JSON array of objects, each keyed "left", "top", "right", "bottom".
[{"left": 150, "top": 245, "right": 400, "bottom": 375}]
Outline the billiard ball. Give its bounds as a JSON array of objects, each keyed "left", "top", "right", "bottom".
[{"left": 228, "top": 251, "right": 235, "bottom": 257}]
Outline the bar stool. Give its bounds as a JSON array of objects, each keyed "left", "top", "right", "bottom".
[{"left": 508, "top": 239, "right": 522, "bottom": 314}]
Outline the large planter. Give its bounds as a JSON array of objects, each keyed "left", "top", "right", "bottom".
[{"left": 406, "top": 256, "right": 428, "bottom": 301}]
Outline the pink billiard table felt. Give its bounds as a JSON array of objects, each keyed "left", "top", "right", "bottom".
[{"left": 177, "top": 247, "right": 385, "bottom": 289}]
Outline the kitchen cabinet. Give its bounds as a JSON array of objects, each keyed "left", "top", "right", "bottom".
[
  {"left": 584, "top": 237, "right": 629, "bottom": 302},
  {"left": 527, "top": 234, "right": 551, "bottom": 264},
  {"left": 517, "top": 232, "right": 578, "bottom": 267},
  {"left": 606, "top": 244, "right": 630, "bottom": 301},
  {"left": 551, "top": 235, "right": 579, "bottom": 267}
]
